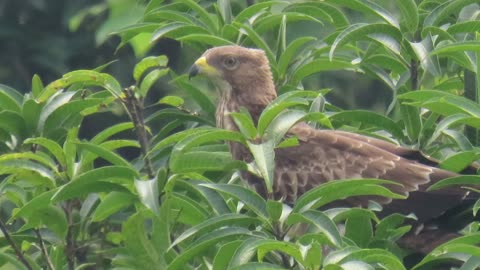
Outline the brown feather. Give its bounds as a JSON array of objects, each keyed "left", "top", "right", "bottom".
[{"left": 191, "top": 45, "right": 474, "bottom": 253}]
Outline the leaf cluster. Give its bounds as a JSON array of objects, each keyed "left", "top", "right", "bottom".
[{"left": 0, "top": 0, "right": 479, "bottom": 269}]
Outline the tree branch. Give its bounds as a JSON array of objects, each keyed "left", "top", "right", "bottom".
[
  {"left": 35, "top": 229, "right": 56, "bottom": 270},
  {"left": 0, "top": 218, "right": 33, "bottom": 270},
  {"left": 123, "top": 86, "right": 155, "bottom": 178},
  {"left": 64, "top": 203, "right": 75, "bottom": 270}
]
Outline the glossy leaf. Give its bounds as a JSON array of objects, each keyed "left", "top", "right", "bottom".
[
  {"left": 200, "top": 183, "right": 268, "bottom": 218},
  {"left": 133, "top": 55, "right": 168, "bottom": 81},
  {"left": 92, "top": 191, "right": 136, "bottom": 222},
  {"left": 293, "top": 179, "right": 405, "bottom": 212}
]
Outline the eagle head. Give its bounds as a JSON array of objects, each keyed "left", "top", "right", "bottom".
[{"left": 188, "top": 45, "right": 275, "bottom": 98}]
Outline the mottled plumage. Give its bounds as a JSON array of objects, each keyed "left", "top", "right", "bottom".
[{"left": 189, "top": 45, "right": 474, "bottom": 253}]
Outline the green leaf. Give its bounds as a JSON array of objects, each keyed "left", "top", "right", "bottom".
[
  {"left": 399, "top": 90, "right": 480, "bottom": 117},
  {"left": 375, "top": 213, "right": 414, "bottom": 240},
  {"left": 172, "top": 128, "right": 245, "bottom": 153},
  {"left": 253, "top": 12, "right": 324, "bottom": 36},
  {"left": 448, "top": 21, "right": 480, "bottom": 35},
  {"left": 394, "top": 0, "right": 418, "bottom": 32},
  {"left": 24, "top": 137, "right": 67, "bottom": 167},
  {"left": 230, "top": 263, "right": 286, "bottom": 270},
  {"left": 52, "top": 166, "right": 137, "bottom": 202},
  {"left": 92, "top": 191, "right": 136, "bottom": 222},
  {"left": 257, "top": 90, "right": 319, "bottom": 135},
  {"left": 170, "top": 151, "right": 240, "bottom": 173},
  {"left": 474, "top": 200, "right": 480, "bottom": 216},
  {"left": 287, "top": 210, "right": 343, "bottom": 247},
  {"left": 324, "top": 0, "right": 399, "bottom": 28},
  {"left": 180, "top": 0, "right": 218, "bottom": 32},
  {"left": 277, "top": 36, "right": 316, "bottom": 78},
  {"left": 432, "top": 41, "right": 480, "bottom": 55},
  {"left": 170, "top": 214, "right": 260, "bottom": 250},
  {"left": 171, "top": 193, "right": 210, "bottom": 225},
  {"left": 292, "top": 58, "right": 355, "bottom": 84},
  {"left": 167, "top": 227, "right": 254, "bottom": 270},
  {"left": 234, "top": 1, "right": 288, "bottom": 24},
  {"left": 428, "top": 175, "right": 480, "bottom": 191},
  {"left": 176, "top": 179, "right": 231, "bottom": 215},
  {"left": 229, "top": 238, "right": 304, "bottom": 267},
  {"left": 41, "top": 70, "right": 122, "bottom": 101},
  {"left": 0, "top": 84, "right": 23, "bottom": 112},
  {"left": 43, "top": 99, "right": 106, "bottom": 134},
  {"left": 218, "top": 0, "right": 232, "bottom": 25},
  {"left": 170, "top": 74, "right": 216, "bottom": 118},
  {"left": 0, "top": 152, "right": 58, "bottom": 173},
  {"left": 77, "top": 141, "right": 133, "bottom": 168},
  {"left": 328, "top": 248, "right": 406, "bottom": 269},
  {"left": 38, "top": 91, "right": 75, "bottom": 131},
  {"left": 345, "top": 215, "right": 373, "bottom": 247},
  {"left": 326, "top": 208, "right": 379, "bottom": 224},
  {"left": 200, "top": 183, "right": 268, "bottom": 218},
  {"left": 135, "top": 177, "right": 159, "bottom": 214},
  {"left": 330, "top": 23, "right": 402, "bottom": 60},
  {"left": 177, "top": 34, "right": 235, "bottom": 46},
  {"left": 151, "top": 23, "right": 211, "bottom": 43},
  {"left": 213, "top": 241, "right": 244, "bottom": 270},
  {"left": 0, "top": 253, "right": 31, "bottom": 270},
  {"left": 263, "top": 110, "right": 307, "bottom": 144},
  {"left": 0, "top": 111, "right": 26, "bottom": 138},
  {"left": 39, "top": 205, "right": 68, "bottom": 238},
  {"left": 22, "top": 99, "right": 42, "bottom": 135},
  {"left": 149, "top": 127, "right": 213, "bottom": 155},
  {"left": 133, "top": 55, "right": 168, "bottom": 81},
  {"left": 31, "top": 74, "right": 44, "bottom": 98},
  {"left": 410, "top": 39, "right": 441, "bottom": 76},
  {"left": 421, "top": 26, "right": 455, "bottom": 42},
  {"left": 123, "top": 211, "right": 163, "bottom": 269},
  {"left": 12, "top": 189, "right": 57, "bottom": 220},
  {"left": 329, "top": 110, "right": 404, "bottom": 139},
  {"left": 158, "top": 95, "right": 184, "bottom": 107},
  {"left": 64, "top": 127, "right": 78, "bottom": 179},
  {"left": 284, "top": 2, "right": 349, "bottom": 28},
  {"left": 247, "top": 140, "right": 275, "bottom": 194},
  {"left": 139, "top": 68, "right": 169, "bottom": 96},
  {"left": 233, "top": 22, "right": 276, "bottom": 67},
  {"left": 293, "top": 179, "right": 405, "bottom": 212},
  {"left": 276, "top": 15, "right": 287, "bottom": 59},
  {"left": 90, "top": 122, "right": 135, "bottom": 144},
  {"left": 423, "top": 0, "right": 479, "bottom": 27},
  {"left": 230, "top": 108, "right": 257, "bottom": 140},
  {"left": 266, "top": 200, "right": 283, "bottom": 221},
  {"left": 364, "top": 54, "right": 408, "bottom": 74},
  {"left": 0, "top": 159, "right": 55, "bottom": 187},
  {"left": 439, "top": 151, "right": 480, "bottom": 173},
  {"left": 413, "top": 234, "right": 480, "bottom": 269}
]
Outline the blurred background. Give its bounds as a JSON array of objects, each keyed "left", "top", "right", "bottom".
[{"left": 0, "top": 0, "right": 392, "bottom": 124}]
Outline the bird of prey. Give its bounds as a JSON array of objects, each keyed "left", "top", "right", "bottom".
[{"left": 188, "top": 45, "right": 475, "bottom": 253}]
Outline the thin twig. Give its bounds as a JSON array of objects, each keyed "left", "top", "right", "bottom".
[
  {"left": 123, "top": 86, "right": 155, "bottom": 178},
  {"left": 64, "top": 203, "right": 75, "bottom": 270},
  {"left": 34, "top": 229, "right": 56, "bottom": 270},
  {"left": 410, "top": 59, "right": 418, "bottom": 90},
  {"left": 0, "top": 218, "right": 33, "bottom": 270}
]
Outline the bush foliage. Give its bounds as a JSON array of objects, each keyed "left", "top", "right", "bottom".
[{"left": 0, "top": 0, "right": 480, "bottom": 269}]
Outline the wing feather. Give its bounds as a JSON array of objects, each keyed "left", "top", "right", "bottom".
[{"left": 271, "top": 123, "right": 468, "bottom": 222}]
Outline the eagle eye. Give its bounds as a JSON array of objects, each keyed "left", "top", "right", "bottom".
[{"left": 222, "top": 56, "right": 238, "bottom": 70}]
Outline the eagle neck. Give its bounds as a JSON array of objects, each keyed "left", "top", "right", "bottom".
[{"left": 216, "top": 82, "right": 276, "bottom": 131}]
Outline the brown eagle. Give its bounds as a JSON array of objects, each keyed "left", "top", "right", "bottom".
[{"left": 188, "top": 45, "right": 475, "bottom": 253}]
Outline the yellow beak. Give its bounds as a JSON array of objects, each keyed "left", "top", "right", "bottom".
[{"left": 188, "top": 57, "right": 219, "bottom": 79}]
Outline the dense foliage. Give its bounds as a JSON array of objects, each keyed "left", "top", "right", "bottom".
[{"left": 0, "top": 0, "right": 480, "bottom": 269}]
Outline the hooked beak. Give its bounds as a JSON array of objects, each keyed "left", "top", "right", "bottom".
[
  {"left": 188, "top": 56, "right": 219, "bottom": 79},
  {"left": 188, "top": 63, "right": 200, "bottom": 79}
]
